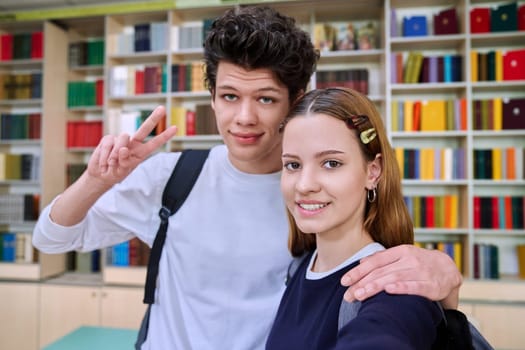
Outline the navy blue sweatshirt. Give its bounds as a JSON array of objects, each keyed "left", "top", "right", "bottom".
[{"left": 266, "top": 252, "right": 442, "bottom": 350}]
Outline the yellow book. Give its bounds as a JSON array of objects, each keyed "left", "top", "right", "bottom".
[
  {"left": 450, "top": 194, "right": 458, "bottom": 228},
  {"left": 395, "top": 147, "right": 404, "bottom": 178},
  {"left": 421, "top": 100, "right": 446, "bottom": 131},
  {"left": 493, "top": 97, "right": 502, "bottom": 130},
  {"left": 495, "top": 50, "right": 503, "bottom": 81},
  {"left": 453, "top": 241, "right": 462, "bottom": 272},
  {"left": 413, "top": 196, "right": 421, "bottom": 228},
  {"left": 492, "top": 148, "right": 502, "bottom": 180},
  {"left": 391, "top": 100, "right": 399, "bottom": 131},
  {"left": 403, "top": 100, "right": 414, "bottom": 131},
  {"left": 410, "top": 52, "right": 424, "bottom": 83},
  {"left": 170, "top": 106, "right": 187, "bottom": 136},
  {"left": 470, "top": 50, "right": 478, "bottom": 82}
]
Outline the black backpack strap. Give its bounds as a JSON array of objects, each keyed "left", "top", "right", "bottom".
[{"left": 143, "top": 149, "right": 210, "bottom": 304}]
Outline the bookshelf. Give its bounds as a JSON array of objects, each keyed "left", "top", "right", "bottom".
[
  {"left": 0, "top": 20, "right": 67, "bottom": 281},
  {"left": 0, "top": 0, "right": 521, "bottom": 286},
  {"left": 0, "top": 1, "right": 524, "bottom": 348}
]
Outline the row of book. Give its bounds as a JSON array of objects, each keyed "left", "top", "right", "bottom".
[
  {"left": 171, "top": 19, "right": 213, "bottom": 51},
  {"left": 315, "top": 69, "right": 368, "bottom": 95},
  {"left": 67, "top": 80, "right": 104, "bottom": 107},
  {"left": 0, "top": 232, "right": 34, "bottom": 263},
  {"left": 415, "top": 240, "right": 462, "bottom": 272},
  {"left": 392, "top": 52, "right": 463, "bottom": 84},
  {"left": 473, "top": 243, "right": 499, "bottom": 280},
  {"left": 171, "top": 62, "right": 206, "bottom": 93},
  {"left": 0, "top": 113, "right": 41, "bottom": 140},
  {"left": 0, "top": 193, "right": 39, "bottom": 223},
  {"left": 474, "top": 196, "right": 524, "bottom": 230},
  {"left": 68, "top": 39, "right": 104, "bottom": 67},
  {"left": 312, "top": 21, "right": 378, "bottom": 52},
  {"left": 109, "top": 64, "right": 167, "bottom": 97},
  {"left": 404, "top": 195, "right": 459, "bottom": 229},
  {"left": 0, "top": 153, "right": 40, "bottom": 181},
  {"left": 394, "top": 8, "right": 459, "bottom": 37},
  {"left": 66, "top": 251, "right": 100, "bottom": 273},
  {"left": 473, "top": 148, "right": 525, "bottom": 180},
  {"left": 393, "top": 2, "right": 525, "bottom": 37},
  {"left": 116, "top": 22, "right": 169, "bottom": 54},
  {"left": 473, "top": 98, "right": 525, "bottom": 131},
  {"left": 391, "top": 99, "right": 467, "bottom": 132},
  {"left": 471, "top": 49, "right": 525, "bottom": 82},
  {"left": 171, "top": 104, "right": 218, "bottom": 136},
  {"left": 106, "top": 108, "right": 165, "bottom": 136},
  {"left": 0, "top": 31, "right": 43, "bottom": 61},
  {"left": 395, "top": 148, "right": 466, "bottom": 181},
  {"left": 106, "top": 237, "right": 150, "bottom": 267},
  {"left": 0, "top": 73, "right": 42, "bottom": 100},
  {"left": 66, "top": 121, "right": 103, "bottom": 148},
  {"left": 470, "top": 3, "right": 525, "bottom": 33}
]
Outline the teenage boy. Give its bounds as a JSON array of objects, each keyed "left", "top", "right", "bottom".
[{"left": 33, "top": 6, "right": 461, "bottom": 349}]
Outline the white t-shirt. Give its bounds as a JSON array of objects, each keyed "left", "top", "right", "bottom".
[{"left": 33, "top": 145, "right": 292, "bottom": 349}]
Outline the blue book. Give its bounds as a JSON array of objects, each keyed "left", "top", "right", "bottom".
[
  {"left": 2, "top": 233, "right": 16, "bottom": 262},
  {"left": 403, "top": 16, "right": 427, "bottom": 37}
]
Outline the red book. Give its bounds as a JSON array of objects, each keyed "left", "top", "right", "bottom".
[
  {"left": 186, "top": 110, "right": 196, "bottom": 136},
  {"left": 520, "top": 4, "right": 525, "bottom": 31},
  {"left": 470, "top": 8, "right": 490, "bottom": 33},
  {"left": 434, "top": 8, "right": 458, "bottom": 35},
  {"left": 473, "top": 196, "right": 481, "bottom": 229},
  {"left": 425, "top": 196, "right": 435, "bottom": 228},
  {"left": 491, "top": 197, "right": 500, "bottom": 228},
  {"left": 0, "top": 33, "right": 13, "bottom": 61},
  {"left": 504, "top": 196, "right": 512, "bottom": 229},
  {"left": 30, "top": 31, "right": 43, "bottom": 59},
  {"left": 503, "top": 49, "right": 525, "bottom": 80},
  {"left": 135, "top": 68, "right": 145, "bottom": 94},
  {"left": 412, "top": 101, "right": 421, "bottom": 130},
  {"left": 66, "top": 121, "right": 75, "bottom": 147},
  {"left": 95, "top": 79, "right": 104, "bottom": 105},
  {"left": 460, "top": 98, "right": 467, "bottom": 131}
]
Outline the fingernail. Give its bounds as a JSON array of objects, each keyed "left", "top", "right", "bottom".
[
  {"left": 344, "top": 291, "right": 354, "bottom": 302},
  {"left": 341, "top": 276, "right": 351, "bottom": 286}
]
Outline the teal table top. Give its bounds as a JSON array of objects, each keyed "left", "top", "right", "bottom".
[{"left": 42, "top": 326, "right": 138, "bottom": 350}]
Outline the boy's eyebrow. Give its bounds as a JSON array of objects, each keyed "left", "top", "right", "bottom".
[{"left": 216, "top": 84, "right": 282, "bottom": 93}]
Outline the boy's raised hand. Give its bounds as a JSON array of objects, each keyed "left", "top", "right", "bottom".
[{"left": 87, "top": 106, "right": 177, "bottom": 187}]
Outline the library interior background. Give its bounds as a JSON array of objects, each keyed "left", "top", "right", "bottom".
[{"left": 0, "top": 0, "right": 524, "bottom": 349}]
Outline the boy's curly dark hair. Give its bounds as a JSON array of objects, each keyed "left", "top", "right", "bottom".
[{"left": 203, "top": 6, "right": 319, "bottom": 102}]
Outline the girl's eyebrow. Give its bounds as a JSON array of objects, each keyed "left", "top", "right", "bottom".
[{"left": 282, "top": 150, "right": 344, "bottom": 159}]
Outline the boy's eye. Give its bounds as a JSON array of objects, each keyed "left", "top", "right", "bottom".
[
  {"left": 259, "top": 96, "right": 274, "bottom": 104},
  {"left": 323, "top": 160, "right": 341, "bottom": 169},
  {"left": 284, "top": 162, "right": 300, "bottom": 171},
  {"left": 223, "top": 94, "right": 237, "bottom": 101}
]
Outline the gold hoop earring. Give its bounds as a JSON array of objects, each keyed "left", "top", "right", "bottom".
[{"left": 367, "top": 188, "right": 377, "bottom": 203}]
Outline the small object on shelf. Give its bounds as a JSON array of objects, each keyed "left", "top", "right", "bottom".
[
  {"left": 434, "top": 8, "right": 458, "bottom": 35},
  {"left": 470, "top": 7, "right": 491, "bottom": 33},
  {"left": 403, "top": 16, "right": 428, "bottom": 37},
  {"left": 490, "top": 2, "right": 518, "bottom": 32}
]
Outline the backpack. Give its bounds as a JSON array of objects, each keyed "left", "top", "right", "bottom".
[
  {"left": 136, "top": 148, "right": 210, "bottom": 349},
  {"left": 286, "top": 254, "right": 494, "bottom": 350}
]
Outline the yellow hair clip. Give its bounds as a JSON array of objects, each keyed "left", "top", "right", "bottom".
[{"left": 360, "top": 128, "right": 376, "bottom": 144}]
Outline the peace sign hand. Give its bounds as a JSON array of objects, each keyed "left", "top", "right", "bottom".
[{"left": 87, "top": 106, "right": 177, "bottom": 188}]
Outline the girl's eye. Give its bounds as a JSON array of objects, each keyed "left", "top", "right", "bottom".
[
  {"left": 323, "top": 160, "right": 342, "bottom": 169},
  {"left": 223, "top": 94, "right": 237, "bottom": 102},
  {"left": 284, "top": 162, "right": 300, "bottom": 171},
  {"left": 259, "top": 96, "right": 274, "bottom": 104}
]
